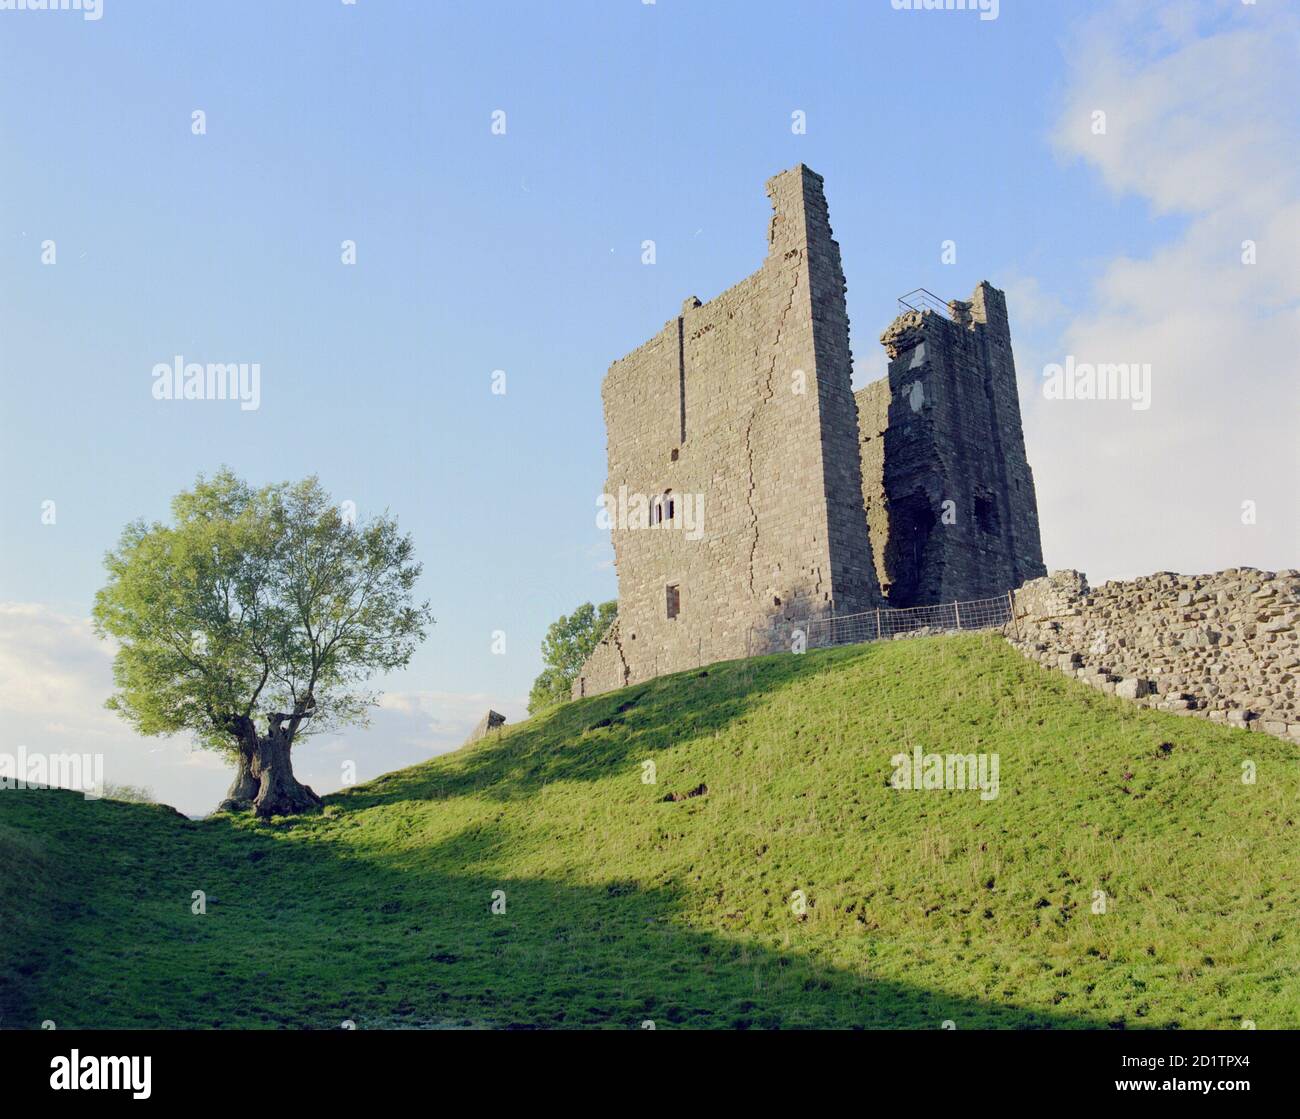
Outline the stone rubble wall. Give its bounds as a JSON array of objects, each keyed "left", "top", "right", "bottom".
[
  {"left": 572, "top": 618, "right": 631, "bottom": 699},
  {"left": 1009, "top": 568, "right": 1300, "bottom": 741},
  {"left": 463, "top": 710, "right": 506, "bottom": 745}
]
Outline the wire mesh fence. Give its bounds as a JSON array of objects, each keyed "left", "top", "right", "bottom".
[{"left": 754, "top": 592, "right": 1015, "bottom": 656}]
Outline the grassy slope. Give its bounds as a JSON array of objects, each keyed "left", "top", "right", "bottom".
[{"left": 2, "top": 634, "right": 1297, "bottom": 1030}]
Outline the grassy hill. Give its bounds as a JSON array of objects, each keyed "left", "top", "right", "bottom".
[{"left": 3, "top": 633, "right": 1298, "bottom": 1029}]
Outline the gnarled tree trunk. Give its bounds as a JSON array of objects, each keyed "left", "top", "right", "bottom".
[
  {"left": 216, "top": 717, "right": 260, "bottom": 812},
  {"left": 252, "top": 726, "right": 321, "bottom": 819},
  {"left": 221, "top": 747, "right": 260, "bottom": 808}
]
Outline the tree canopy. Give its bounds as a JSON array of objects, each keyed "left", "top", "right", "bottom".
[
  {"left": 527, "top": 600, "right": 617, "bottom": 713},
  {"left": 93, "top": 469, "right": 432, "bottom": 816}
]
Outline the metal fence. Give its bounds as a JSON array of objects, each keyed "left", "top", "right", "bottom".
[
  {"left": 756, "top": 592, "right": 1015, "bottom": 655},
  {"left": 896, "top": 287, "right": 953, "bottom": 317}
]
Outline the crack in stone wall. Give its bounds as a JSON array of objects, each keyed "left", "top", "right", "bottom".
[
  {"left": 574, "top": 166, "right": 1045, "bottom": 699},
  {"left": 743, "top": 248, "right": 803, "bottom": 595}
]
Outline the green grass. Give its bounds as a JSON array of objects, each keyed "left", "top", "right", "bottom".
[{"left": 3, "top": 634, "right": 1298, "bottom": 1029}]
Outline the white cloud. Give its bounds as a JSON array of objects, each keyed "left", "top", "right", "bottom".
[
  {"left": 0, "top": 602, "right": 222, "bottom": 807},
  {"left": 1000, "top": 274, "right": 1068, "bottom": 338},
  {"left": 0, "top": 603, "right": 115, "bottom": 727},
  {"left": 852, "top": 346, "right": 888, "bottom": 391},
  {"left": 0, "top": 603, "right": 526, "bottom": 817},
  {"left": 1020, "top": 0, "right": 1300, "bottom": 583},
  {"left": 374, "top": 688, "right": 524, "bottom": 747}
]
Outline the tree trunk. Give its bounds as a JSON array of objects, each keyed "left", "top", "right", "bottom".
[
  {"left": 218, "top": 748, "right": 258, "bottom": 805},
  {"left": 217, "top": 743, "right": 260, "bottom": 812},
  {"left": 252, "top": 730, "right": 321, "bottom": 819}
]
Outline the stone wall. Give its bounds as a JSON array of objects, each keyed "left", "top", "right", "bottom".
[
  {"left": 855, "top": 376, "right": 892, "bottom": 599},
  {"left": 575, "top": 165, "right": 1047, "bottom": 700},
  {"left": 463, "top": 710, "right": 506, "bottom": 745},
  {"left": 573, "top": 619, "right": 630, "bottom": 698},
  {"left": 575, "top": 165, "right": 880, "bottom": 699},
  {"left": 856, "top": 284, "right": 1046, "bottom": 606},
  {"left": 1009, "top": 569, "right": 1300, "bottom": 741}
]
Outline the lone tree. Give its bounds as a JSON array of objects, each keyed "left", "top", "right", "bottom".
[
  {"left": 93, "top": 469, "right": 432, "bottom": 818},
  {"left": 527, "top": 600, "right": 616, "bottom": 713}
]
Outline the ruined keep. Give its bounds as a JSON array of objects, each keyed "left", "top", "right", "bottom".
[
  {"left": 575, "top": 165, "right": 1045, "bottom": 698},
  {"left": 858, "top": 282, "right": 1046, "bottom": 605}
]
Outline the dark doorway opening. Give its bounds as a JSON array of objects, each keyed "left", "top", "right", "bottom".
[{"left": 888, "top": 489, "right": 936, "bottom": 607}]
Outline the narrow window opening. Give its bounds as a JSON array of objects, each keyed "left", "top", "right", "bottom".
[
  {"left": 666, "top": 584, "right": 681, "bottom": 620},
  {"left": 975, "top": 494, "right": 999, "bottom": 535}
]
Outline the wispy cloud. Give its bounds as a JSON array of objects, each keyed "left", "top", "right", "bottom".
[
  {"left": 1019, "top": 0, "right": 1300, "bottom": 582},
  {"left": 0, "top": 603, "right": 525, "bottom": 817}
]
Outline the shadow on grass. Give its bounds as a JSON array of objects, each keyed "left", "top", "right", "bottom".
[
  {"left": 337, "top": 645, "right": 871, "bottom": 812},
  {"left": 1, "top": 789, "right": 1115, "bottom": 1030}
]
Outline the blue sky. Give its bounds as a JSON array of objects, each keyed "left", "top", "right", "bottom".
[{"left": 2, "top": 0, "right": 1296, "bottom": 813}]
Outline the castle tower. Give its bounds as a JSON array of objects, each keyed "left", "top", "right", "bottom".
[
  {"left": 855, "top": 282, "right": 1046, "bottom": 605},
  {"left": 575, "top": 165, "right": 881, "bottom": 697},
  {"left": 575, "top": 171, "right": 1047, "bottom": 699}
]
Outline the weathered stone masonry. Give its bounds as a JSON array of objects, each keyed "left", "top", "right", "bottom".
[
  {"left": 858, "top": 286, "right": 1045, "bottom": 605},
  {"left": 1010, "top": 568, "right": 1300, "bottom": 742},
  {"left": 576, "top": 165, "right": 1045, "bottom": 698}
]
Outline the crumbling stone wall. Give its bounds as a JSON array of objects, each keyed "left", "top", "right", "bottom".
[
  {"left": 574, "top": 165, "right": 880, "bottom": 699},
  {"left": 464, "top": 710, "right": 506, "bottom": 745},
  {"left": 857, "top": 285, "right": 1046, "bottom": 606},
  {"left": 1009, "top": 569, "right": 1300, "bottom": 741},
  {"left": 573, "top": 619, "right": 630, "bottom": 698},
  {"left": 575, "top": 165, "right": 1046, "bottom": 699},
  {"left": 855, "top": 376, "right": 892, "bottom": 597}
]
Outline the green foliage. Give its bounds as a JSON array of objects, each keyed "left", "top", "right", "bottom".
[
  {"left": 527, "top": 600, "right": 616, "bottom": 714},
  {"left": 5, "top": 634, "right": 1298, "bottom": 1029},
  {"left": 102, "top": 783, "right": 155, "bottom": 805},
  {"left": 526, "top": 666, "right": 569, "bottom": 715},
  {"left": 91, "top": 468, "right": 433, "bottom": 754}
]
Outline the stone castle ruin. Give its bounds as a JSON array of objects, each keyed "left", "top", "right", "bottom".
[
  {"left": 576, "top": 165, "right": 1045, "bottom": 698},
  {"left": 1010, "top": 567, "right": 1300, "bottom": 742}
]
